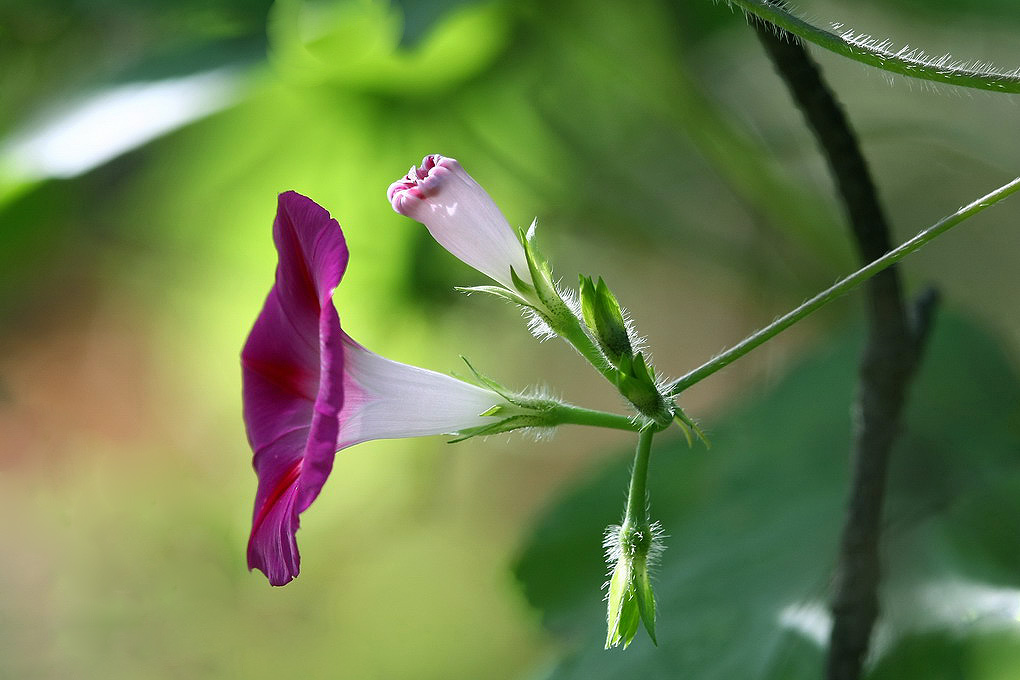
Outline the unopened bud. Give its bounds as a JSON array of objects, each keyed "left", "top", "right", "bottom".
[
  {"left": 604, "top": 522, "right": 664, "bottom": 648},
  {"left": 579, "top": 275, "right": 632, "bottom": 364}
]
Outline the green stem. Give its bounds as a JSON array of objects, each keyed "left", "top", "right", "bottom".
[
  {"left": 624, "top": 427, "right": 655, "bottom": 527},
  {"left": 557, "top": 318, "right": 618, "bottom": 384},
  {"left": 730, "top": 0, "right": 1020, "bottom": 94},
  {"left": 550, "top": 403, "right": 644, "bottom": 432},
  {"left": 667, "top": 176, "right": 1020, "bottom": 396}
]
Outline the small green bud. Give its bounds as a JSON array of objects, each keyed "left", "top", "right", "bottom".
[
  {"left": 615, "top": 353, "right": 673, "bottom": 427},
  {"left": 604, "top": 522, "right": 664, "bottom": 648},
  {"left": 579, "top": 275, "right": 632, "bottom": 364}
]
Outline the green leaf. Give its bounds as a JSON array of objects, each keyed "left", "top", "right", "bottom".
[
  {"left": 516, "top": 312, "right": 1020, "bottom": 675},
  {"left": 868, "top": 630, "right": 1020, "bottom": 679}
]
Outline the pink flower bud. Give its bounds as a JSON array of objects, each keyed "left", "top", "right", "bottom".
[{"left": 388, "top": 154, "right": 532, "bottom": 290}]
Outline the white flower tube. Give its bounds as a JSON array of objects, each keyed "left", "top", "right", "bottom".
[
  {"left": 387, "top": 154, "right": 532, "bottom": 290},
  {"left": 337, "top": 333, "right": 499, "bottom": 448}
]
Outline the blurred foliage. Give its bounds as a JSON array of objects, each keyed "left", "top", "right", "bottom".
[{"left": 1, "top": 0, "right": 1019, "bottom": 678}]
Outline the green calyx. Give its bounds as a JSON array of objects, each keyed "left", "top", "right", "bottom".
[
  {"left": 455, "top": 284, "right": 531, "bottom": 308},
  {"left": 615, "top": 353, "right": 673, "bottom": 427},
  {"left": 447, "top": 356, "right": 559, "bottom": 442},
  {"left": 451, "top": 356, "right": 648, "bottom": 442},
  {"left": 605, "top": 522, "right": 660, "bottom": 648},
  {"left": 519, "top": 223, "right": 575, "bottom": 329},
  {"left": 459, "top": 355, "right": 552, "bottom": 410},
  {"left": 448, "top": 413, "right": 554, "bottom": 443}
]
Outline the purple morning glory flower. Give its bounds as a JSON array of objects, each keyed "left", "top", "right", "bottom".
[
  {"left": 388, "top": 154, "right": 532, "bottom": 289},
  {"left": 242, "top": 191, "right": 500, "bottom": 586}
]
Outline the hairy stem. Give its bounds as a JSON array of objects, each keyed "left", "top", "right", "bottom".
[
  {"left": 550, "top": 403, "right": 645, "bottom": 432},
  {"left": 665, "top": 175, "right": 1020, "bottom": 397},
  {"left": 624, "top": 427, "right": 656, "bottom": 527},
  {"left": 728, "top": 0, "right": 1020, "bottom": 93}
]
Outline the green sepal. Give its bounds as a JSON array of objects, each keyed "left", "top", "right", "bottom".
[
  {"left": 604, "top": 556, "right": 631, "bottom": 649},
  {"left": 617, "top": 588, "right": 642, "bottom": 649},
  {"left": 459, "top": 356, "right": 521, "bottom": 406},
  {"left": 673, "top": 412, "right": 694, "bottom": 448},
  {"left": 673, "top": 404, "right": 710, "bottom": 448},
  {"left": 634, "top": 558, "right": 658, "bottom": 646},
  {"left": 632, "top": 352, "right": 654, "bottom": 383},
  {"left": 455, "top": 284, "right": 531, "bottom": 308},
  {"left": 520, "top": 224, "right": 571, "bottom": 324},
  {"left": 509, "top": 266, "right": 535, "bottom": 297},
  {"left": 447, "top": 414, "right": 548, "bottom": 443},
  {"left": 579, "top": 275, "right": 599, "bottom": 332},
  {"left": 459, "top": 356, "right": 564, "bottom": 415}
]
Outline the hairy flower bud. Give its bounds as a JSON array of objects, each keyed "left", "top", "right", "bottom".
[{"left": 604, "top": 521, "right": 663, "bottom": 648}]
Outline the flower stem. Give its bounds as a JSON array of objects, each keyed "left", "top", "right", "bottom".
[
  {"left": 624, "top": 427, "right": 656, "bottom": 527},
  {"left": 666, "top": 176, "right": 1020, "bottom": 396},
  {"left": 730, "top": 0, "right": 1020, "bottom": 94},
  {"left": 557, "top": 318, "right": 618, "bottom": 384},
  {"left": 550, "top": 403, "right": 644, "bottom": 432}
]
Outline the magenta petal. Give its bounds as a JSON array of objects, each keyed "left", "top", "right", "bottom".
[{"left": 241, "top": 191, "right": 348, "bottom": 586}]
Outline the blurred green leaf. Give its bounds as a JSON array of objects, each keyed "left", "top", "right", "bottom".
[
  {"left": 877, "top": 0, "right": 1020, "bottom": 23},
  {"left": 267, "top": 0, "right": 510, "bottom": 93},
  {"left": 516, "top": 312, "right": 1020, "bottom": 676},
  {"left": 869, "top": 630, "right": 1020, "bottom": 679}
]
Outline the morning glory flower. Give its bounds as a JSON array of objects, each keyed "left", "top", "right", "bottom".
[
  {"left": 242, "top": 191, "right": 501, "bottom": 586},
  {"left": 387, "top": 154, "right": 532, "bottom": 290}
]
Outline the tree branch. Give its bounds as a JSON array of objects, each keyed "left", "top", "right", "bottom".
[{"left": 751, "top": 20, "right": 937, "bottom": 680}]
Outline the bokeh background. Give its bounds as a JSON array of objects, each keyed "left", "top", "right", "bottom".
[{"left": 2, "top": 0, "right": 1019, "bottom": 678}]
